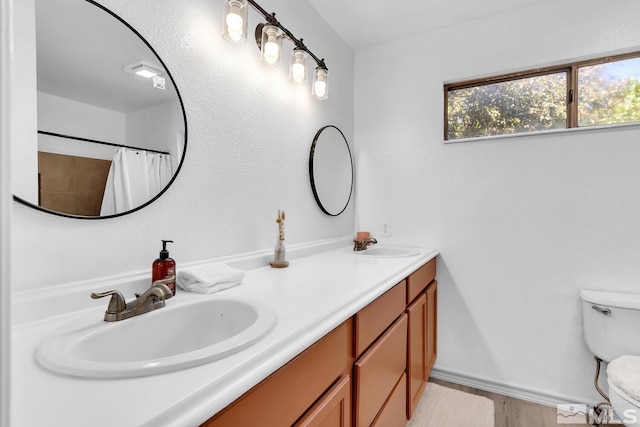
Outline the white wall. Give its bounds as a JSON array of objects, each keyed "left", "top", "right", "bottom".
[
  {"left": 11, "top": 0, "right": 354, "bottom": 290},
  {"left": 38, "top": 91, "right": 127, "bottom": 147},
  {"left": 1, "top": 0, "right": 13, "bottom": 423},
  {"left": 36, "top": 91, "right": 125, "bottom": 166},
  {"left": 355, "top": 0, "right": 640, "bottom": 404},
  {"left": 126, "top": 99, "right": 182, "bottom": 168},
  {"left": 11, "top": 0, "right": 37, "bottom": 203}
]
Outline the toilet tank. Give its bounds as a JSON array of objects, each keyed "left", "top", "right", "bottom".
[{"left": 580, "top": 290, "right": 640, "bottom": 362}]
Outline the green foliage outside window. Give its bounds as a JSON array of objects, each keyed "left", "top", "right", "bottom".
[
  {"left": 579, "top": 60, "right": 640, "bottom": 126},
  {"left": 446, "top": 55, "right": 640, "bottom": 141},
  {"left": 448, "top": 74, "right": 566, "bottom": 140}
]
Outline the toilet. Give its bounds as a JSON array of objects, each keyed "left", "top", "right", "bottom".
[{"left": 581, "top": 290, "right": 640, "bottom": 426}]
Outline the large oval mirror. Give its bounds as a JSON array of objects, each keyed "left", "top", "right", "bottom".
[
  {"left": 13, "top": 0, "right": 187, "bottom": 219},
  {"left": 309, "top": 125, "right": 354, "bottom": 216}
]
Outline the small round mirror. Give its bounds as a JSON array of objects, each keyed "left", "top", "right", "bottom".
[{"left": 309, "top": 125, "right": 354, "bottom": 216}]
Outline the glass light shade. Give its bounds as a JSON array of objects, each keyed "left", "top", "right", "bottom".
[
  {"left": 223, "top": 0, "right": 248, "bottom": 44},
  {"left": 313, "top": 67, "right": 329, "bottom": 100},
  {"left": 289, "top": 49, "right": 308, "bottom": 85},
  {"left": 260, "top": 25, "right": 283, "bottom": 67}
]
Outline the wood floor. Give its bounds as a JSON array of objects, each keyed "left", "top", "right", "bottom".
[{"left": 429, "top": 378, "right": 624, "bottom": 427}]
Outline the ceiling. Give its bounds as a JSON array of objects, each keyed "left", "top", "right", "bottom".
[{"left": 307, "top": 0, "right": 555, "bottom": 50}]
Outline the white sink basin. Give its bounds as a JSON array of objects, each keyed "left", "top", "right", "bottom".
[
  {"left": 36, "top": 296, "right": 277, "bottom": 379},
  {"left": 351, "top": 246, "right": 419, "bottom": 258}
]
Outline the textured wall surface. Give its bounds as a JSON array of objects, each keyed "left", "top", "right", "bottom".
[
  {"left": 355, "top": 0, "right": 640, "bottom": 404},
  {"left": 11, "top": 0, "right": 354, "bottom": 290}
]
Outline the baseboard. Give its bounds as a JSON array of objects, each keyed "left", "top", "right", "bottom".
[{"left": 430, "top": 367, "right": 598, "bottom": 408}]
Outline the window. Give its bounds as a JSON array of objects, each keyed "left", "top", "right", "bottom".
[{"left": 444, "top": 53, "right": 640, "bottom": 141}]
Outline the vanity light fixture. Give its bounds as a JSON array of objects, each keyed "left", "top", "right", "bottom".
[{"left": 222, "top": 0, "right": 329, "bottom": 99}]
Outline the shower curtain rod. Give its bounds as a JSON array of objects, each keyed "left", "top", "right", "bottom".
[{"left": 38, "top": 130, "right": 170, "bottom": 155}]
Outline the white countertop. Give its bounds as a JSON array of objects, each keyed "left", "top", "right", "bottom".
[{"left": 11, "top": 241, "right": 437, "bottom": 427}]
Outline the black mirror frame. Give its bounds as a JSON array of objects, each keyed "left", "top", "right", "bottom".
[
  {"left": 13, "top": 0, "right": 188, "bottom": 220},
  {"left": 309, "top": 125, "right": 354, "bottom": 217}
]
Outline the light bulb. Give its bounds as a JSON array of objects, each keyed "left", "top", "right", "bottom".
[
  {"left": 290, "top": 50, "right": 308, "bottom": 84},
  {"left": 226, "top": 10, "right": 244, "bottom": 41},
  {"left": 223, "top": 0, "right": 247, "bottom": 44},
  {"left": 260, "top": 25, "right": 283, "bottom": 66},
  {"left": 314, "top": 80, "right": 327, "bottom": 98},
  {"left": 264, "top": 37, "right": 280, "bottom": 65},
  {"left": 291, "top": 63, "right": 305, "bottom": 83},
  {"left": 313, "top": 67, "right": 328, "bottom": 100}
]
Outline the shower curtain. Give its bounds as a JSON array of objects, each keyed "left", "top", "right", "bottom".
[{"left": 100, "top": 147, "right": 172, "bottom": 216}]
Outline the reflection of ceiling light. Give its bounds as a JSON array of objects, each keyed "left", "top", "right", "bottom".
[{"left": 124, "top": 61, "right": 162, "bottom": 78}]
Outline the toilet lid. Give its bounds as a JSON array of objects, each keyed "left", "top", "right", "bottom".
[{"left": 608, "top": 355, "right": 640, "bottom": 402}]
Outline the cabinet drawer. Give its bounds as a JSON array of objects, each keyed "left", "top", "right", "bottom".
[
  {"left": 354, "top": 314, "right": 408, "bottom": 427},
  {"left": 354, "top": 281, "right": 406, "bottom": 357},
  {"left": 406, "top": 258, "right": 436, "bottom": 304},
  {"left": 372, "top": 373, "right": 407, "bottom": 427},
  {"left": 203, "top": 321, "right": 350, "bottom": 427},
  {"left": 294, "top": 375, "right": 351, "bottom": 427}
]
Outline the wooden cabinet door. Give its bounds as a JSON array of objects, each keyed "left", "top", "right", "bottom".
[
  {"left": 406, "top": 293, "right": 427, "bottom": 419},
  {"left": 372, "top": 373, "right": 407, "bottom": 427},
  {"left": 295, "top": 375, "right": 351, "bottom": 427},
  {"left": 354, "top": 314, "right": 407, "bottom": 427},
  {"left": 425, "top": 281, "right": 438, "bottom": 377}
]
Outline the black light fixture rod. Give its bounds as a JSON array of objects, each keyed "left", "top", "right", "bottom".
[{"left": 246, "top": 0, "right": 327, "bottom": 69}]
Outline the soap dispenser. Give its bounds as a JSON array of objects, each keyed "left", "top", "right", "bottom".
[{"left": 152, "top": 240, "right": 176, "bottom": 296}]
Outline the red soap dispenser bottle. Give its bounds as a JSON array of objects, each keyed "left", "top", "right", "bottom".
[{"left": 152, "top": 240, "right": 176, "bottom": 296}]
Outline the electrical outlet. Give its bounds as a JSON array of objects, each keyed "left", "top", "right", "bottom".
[{"left": 382, "top": 220, "right": 391, "bottom": 237}]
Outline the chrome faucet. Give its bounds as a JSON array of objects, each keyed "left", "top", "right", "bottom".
[
  {"left": 91, "top": 276, "right": 175, "bottom": 322},
  {"left": 353, "top": 237, "right": 378, "bottom": 251}
]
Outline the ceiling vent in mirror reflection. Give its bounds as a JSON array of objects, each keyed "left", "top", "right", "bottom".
[
  {"left": 309, "top": 125, "right": 354, "bottom": 216},
  {"left": 124, "top": 60, "right": 166, "bottom": 90},
  {"left": 124, "top": 60, "right": 162, "bottom": 79},
  {"left": 13, "top": 0, "right": 187, "bottom": 220}
]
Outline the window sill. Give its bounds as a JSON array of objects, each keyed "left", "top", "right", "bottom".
[{"left": 443, "top": 121, "right": 640, "bottom": 144}]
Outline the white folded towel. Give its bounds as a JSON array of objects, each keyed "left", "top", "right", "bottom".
[
  {"left": 177, "top": 263, "right": 245, "bottom": 294},
  {"left": 608, "top": 355, "right": 640, "bottom": 401}
]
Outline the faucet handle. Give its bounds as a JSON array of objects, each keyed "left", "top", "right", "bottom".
[{"left": 91, "top": 290, "right": 126, "bottom": 314}]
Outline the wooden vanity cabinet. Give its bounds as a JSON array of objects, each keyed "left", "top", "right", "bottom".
[
  {"left": 353, "top": 282, "right": 407, "bottom": 427},
  {"left": 202, "top": 320, "right": 352, "bottom": 427},
  {"left": 202, "top": 258, "right": 437, "bottom": 427},
  {"left": 372, "top": 373, "right": 407, "bottom": 427},
  {"left": 294, "top": 375, "right": 351, "bottom": 427},
  {"left": 406, "top": 258, "right": 436, "bottom": 305},
  {"left": 405, "top": 259, "right": 437, "bottom": 419},
  {"left": 354, "top": 280, "right": 406, "bottom": 356}
]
